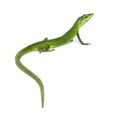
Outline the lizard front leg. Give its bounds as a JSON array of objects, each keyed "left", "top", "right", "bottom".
[{"left": 77, "top": 32, "right": 90, "bottom": 45}]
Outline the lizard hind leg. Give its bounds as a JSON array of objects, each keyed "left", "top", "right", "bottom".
[
  {"left": 42, "top": 37, "right": 48, "bottom": 41},
  {"left": 38, "top": 44, "right": 55, "bottom": 53}
]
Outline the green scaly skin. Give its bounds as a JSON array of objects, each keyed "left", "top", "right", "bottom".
[{"left": 15, "top": 13, "right": 93, "bottom": 108}]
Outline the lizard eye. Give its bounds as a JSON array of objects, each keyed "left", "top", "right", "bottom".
[{"left": 83, "top": 15, "right": 88, "bottom": 18}]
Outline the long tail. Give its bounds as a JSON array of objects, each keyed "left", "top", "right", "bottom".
[{"left": 15, "top": 48, "right": 44, "bottom": 108}]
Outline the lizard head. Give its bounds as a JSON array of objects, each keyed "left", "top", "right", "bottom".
[{"left": 77, "top": 13, "right": 94, "bottom": 26}]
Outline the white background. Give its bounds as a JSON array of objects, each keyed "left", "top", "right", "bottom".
[{"left": 0, "top": 0, "right": 120, "bottom": 115}]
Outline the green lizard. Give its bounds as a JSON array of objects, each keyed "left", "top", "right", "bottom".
[{"left": 15, "top": 13, "right": 93, "bottom": 108}]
